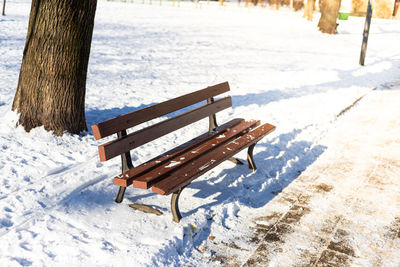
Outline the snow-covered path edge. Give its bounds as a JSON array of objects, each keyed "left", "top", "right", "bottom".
[{"left": 196, "top": 87, "right": 400, "bottom": 266}]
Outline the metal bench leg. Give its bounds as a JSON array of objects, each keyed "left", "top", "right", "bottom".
[
  {"left": 228, "top": 157, "right": 244, "bottom": 165},
  {"left": 207, "top": 97, "right": 218, "bottom": 132},
  {"left": 115, "top": 186, "right": 126, "bottom": 203},
  {"left": 115, "top": 130, "right": 133, "bottom": 203},
  {"left": 171, "top": 187, "right": 185, "bottom": 223},
  {"left": 247, "top": 143, "right": 257, "bottom": 171}
]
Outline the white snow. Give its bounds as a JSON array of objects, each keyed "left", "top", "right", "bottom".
[
  {"left": 1, "top": 0, "right": 400, "bottom": 266},
  {"left": 165, "top": 160, "right": 181, "bottom": 168}
]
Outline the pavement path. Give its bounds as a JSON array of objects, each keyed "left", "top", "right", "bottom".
[{"left": 208, "top": 88, "right": 400, "bottom": 266}]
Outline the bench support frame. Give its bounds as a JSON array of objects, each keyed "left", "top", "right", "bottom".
[
  {"left": 228, "top": 157, "right": 244, "bottom": 165},
  {"left": 171, "top": 187, "right": 185, "bottom": 223},
  {"left": 247, "top": 143, "right": 257, "bottom": 171},
  {"left": 209, "top": 97, "right": 244, "bottom": 167},
  {"left": 115, "top": 130, "right": 134, "bottom": 203}
]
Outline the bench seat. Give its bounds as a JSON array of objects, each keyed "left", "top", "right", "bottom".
[
  {"left": 92, "top": 82, "right": 276, "bottom": 222},
  {"left": 113, "top": 119, "right": 274, "bottom": 194},
  {"left": 152, "top": 122, "right": 275, "bottom": 195},
  {"left": 113, "top": 118, "right": 247, "bottom": 187}
]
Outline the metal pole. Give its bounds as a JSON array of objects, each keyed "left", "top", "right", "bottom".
[
  {"left": 2, "top": 0, "right": 6, "bottom": 16},
  {"left": 359, "top": 0, "right": 373, "bottom": 66}
]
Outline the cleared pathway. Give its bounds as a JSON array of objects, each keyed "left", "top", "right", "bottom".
[{"left": 209, "top": 88, "right": 400, "bottom": 266}]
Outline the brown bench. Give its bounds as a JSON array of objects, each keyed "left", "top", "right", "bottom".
[{"left": 91, "top": 82, "right": 275, "bottom": 222}]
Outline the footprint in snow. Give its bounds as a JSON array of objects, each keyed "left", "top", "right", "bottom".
[{"left": 0, "top": 218, "right": 14, "bottom": 228}]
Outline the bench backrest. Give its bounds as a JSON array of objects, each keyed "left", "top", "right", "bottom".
[{"left": 92, "top": 82, "right": 232, "bottom": 162}]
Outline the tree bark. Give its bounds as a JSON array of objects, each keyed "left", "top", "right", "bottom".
[
  {"left": 318, "top": 0, "right": 341, "bottom": 34},
  {"left": 303, "top": 0, "right": 315, "bottom": 21},
  {"left": 12, "top": 0, "right": 97, "bottom": 135}
]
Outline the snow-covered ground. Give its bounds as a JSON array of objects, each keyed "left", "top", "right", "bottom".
[
  {"left": 0, "top": 1, "right": 399, "bottom": 266},
  {"left": 208, "top": 89, "right": 400, "bottom": 266}
]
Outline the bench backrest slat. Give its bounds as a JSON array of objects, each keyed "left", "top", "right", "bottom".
[
  {"left": 92, "top": 82, "right": 230, "bottom": 140},
  {"left": 98, "top": 96, "right": 232, "bottom": 161}
]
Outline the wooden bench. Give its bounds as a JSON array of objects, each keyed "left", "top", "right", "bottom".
[{"left": 91, "top": 82, "right": 275, "bottom": 222}]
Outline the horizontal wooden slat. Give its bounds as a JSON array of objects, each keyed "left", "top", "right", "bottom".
[
  {"left": 113, "top": 118, "right": 245, "bottom": 187},
  {"left": 98, "top": 97, "right": 232, "bottom": 161},
  {"left": 131, "top": 119, "right": 260, "bottom": 189},
  {"left": 91, "top": 82, "right": 230, "bottom": 140},
  {"left": 151, "top": 123, "right": 276, "bottom": 195}
]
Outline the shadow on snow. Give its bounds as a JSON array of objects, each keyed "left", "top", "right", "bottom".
[{"left": 183, "top": 128, "right": 326, "bottom": 217}]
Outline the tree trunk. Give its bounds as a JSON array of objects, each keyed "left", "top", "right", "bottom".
[
  {"left": 303, "top": 0, "right": 315, "bottom": 21},
  {"left": 318, "top": 0, "right": 341, "bottom": 34},
  {"left": 12, "top": 0, "right": 97, "bottom": 135},
  {"left": 394, "top": 0, "right": 400, "bottom": 17}
]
